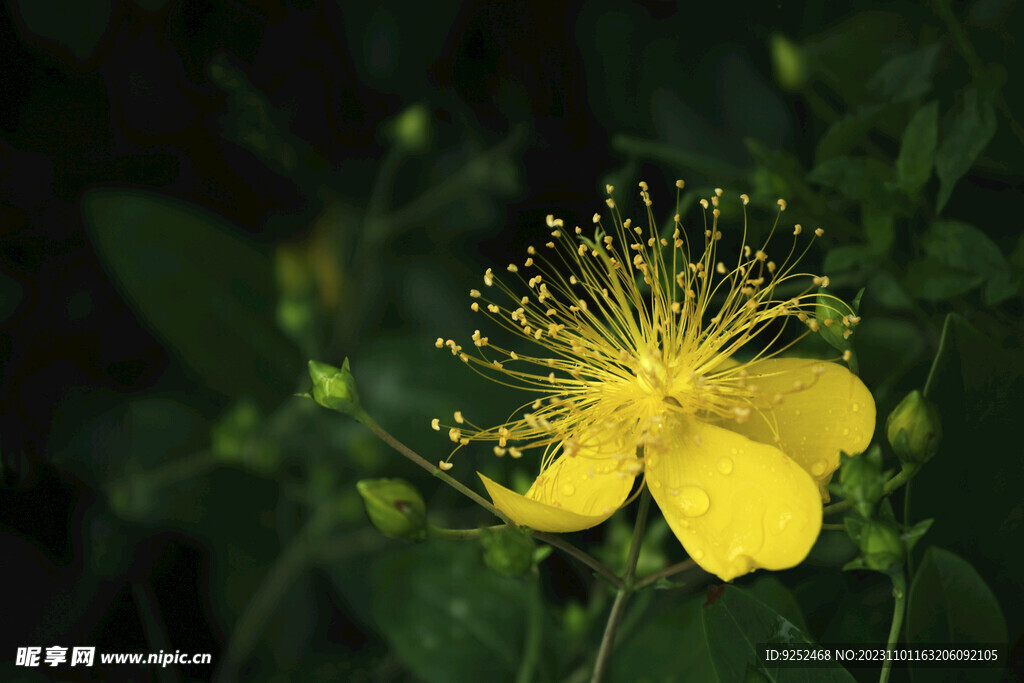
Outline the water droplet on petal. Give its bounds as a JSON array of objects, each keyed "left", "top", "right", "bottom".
[
  {"left": 810, "top": 460, "right": 827, "bottom": 477},
  {"left": 774, "top": 509, "right": 793, "bottom": 533},
  {"left": 652, "top": 480, "right": 662, "bottom": 489},
  {"left": 851, "top": 403, "right": 860, "bottom": 412},
  {"left": 678, "top": 486, "right": 710, "bottom": 517},
  {"left": 717, "top": 457, "right": 734, "bottom": 475},
  {"left": 561, "top": 483, "right": 576, "bottom": 496},
  {"left": 647, "top": 456, "right": 659, "bottom": 469},
  {"left": 690, "top": 547, "right": 705, "bottom": 560},
  {"left": 842, "top": 427, "right": 850, "bottom": 436},
  {"left": 794, "top": 409, "right": 802, "bottom": 416}
]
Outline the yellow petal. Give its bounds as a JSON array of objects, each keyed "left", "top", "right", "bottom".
[
  {"left": 479, "top": 429, "right": 639, "bottom": 533},
  {"left": 723, "top": 358, "right": 875, "bottom": 497},
  {"left": 646, "top": 417, "right": 822, "bottom": 582}
]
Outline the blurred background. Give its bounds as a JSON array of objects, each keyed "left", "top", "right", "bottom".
[{"left": 1, "top": 0, "right": 1022, "bottom": 681}]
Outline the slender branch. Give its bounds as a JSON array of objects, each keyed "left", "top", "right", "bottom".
[
  {"left": 590, "top": 491, "right": 651, "bottom": 683},
  {"left": 427, "top": 524, "right": 504, "bottom": 540},
  {"left": 360, "top": 414, "right": 622, "bottom": 587},
  {"left": 879, "top": 569, "right": 908, "bottom": 683},
  {"left": 634, "top": 558, "right": 700, "bottom": 591},
  {"left": 515, "top": 579, "right": 544, "bottom": 683}
]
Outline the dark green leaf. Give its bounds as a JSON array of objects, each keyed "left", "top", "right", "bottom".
[
  {"left": 612, "top": 593, "right": 716, "bottom": 682},
  {"left": 746, "top": 576, "right": 810, "bottom": 635},
  {"left": 703, "top": 585, "right": 856, "bottom": 682},
  {"left": 824, "top": 245, "right": 875, "bottom": 273},
  {"left": 371, "top": 541, "right": 532, "bottom": 683},
  {"left": 905, "top": 258, "right": 984, "bottom": 301},
  {"left": 11, "top": 0, "right": 110, "bottom": 62},
  {"left": 82, "top": 189, "right": 301, "bottom": 404},
  {"left": 906, "top": 547, "right": 1007, "bottom": 683},
  {"left": 914, "top": 316, "right": 1024, "bottom": 644},
  {"left": 815, "top": 104, "right": 888, "bottom": 164},
  {"left": 807, "top": 157, "right": 896, "bottom": 208},
  {"left": 935, "top": 88, "right": 997, "bottom": 212},
  {"left": 863, "top": 208, "right": 895, "bottom": 253},
  {"left": 923, "top": 220, "right": 1008, "bottom": 274},
  {"left": 896, "top": 101, "right": 939, "bottom": 195},
  {"left": 867, "top": 43, "right": 942, "bottom": 102}
]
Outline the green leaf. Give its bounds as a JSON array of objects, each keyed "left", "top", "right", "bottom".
[
  {"left": 824, "top": 245, "right": 875, "bottom": 274},
  {"left": 807, "top": 157, "right": 896, "bottom": 209},
  {"left": 81, "top": 189, "right": 301, "bottom": 404},
  {"left": 906, "top": 547, "right": 1007, "bottom": 683},
  {"left": 703, "top": 585, "right": 856, "bottom": 682},
  {"left": 896, "top": 101, "right": 939, "bottom": 195},
  {"left": 815, "top": 104, "right": 888, "bottom": 164},
  {"left": 905, "top": 258, "right": 984, "bottom": 301},
  {"left": 867, "top": 43, "right": 942, "bottom": 102},
  {"left": 11, "top": 0, "right": 111, "bottom": 62},
  {"left": 371, "top": 541, "right": 533, "bottom": 683},
  {"left": 612, "top": 593, "right": 716, "bottom": 682},
  {"left": 924, "top": 220, "right": 1008, "bottom": 274},
  {"left": 935, "top": 88, "right": 997, "bottom": 212},
  {"left": 914, "top": 315, "right": 1024, "bottom": 644}
]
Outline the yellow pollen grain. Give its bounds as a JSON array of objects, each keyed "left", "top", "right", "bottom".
[{"left": 431, "top": 418, "right": 440, "bottom": 431}]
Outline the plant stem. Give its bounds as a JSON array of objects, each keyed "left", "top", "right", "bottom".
[
  {"left": 516, "top": 578, "right": 544, "bottom": 683},
  {"left": 879, "top": 569, "right": 907, "bottom": 683},
  {"left": 823, "top": 466, "right": 918, "bottom": 517},
  {"left": 428, "top": 524, "right": 505, "bottom": 540},
  {"left": 590, "top": 491, "right": 651, "bottom": 683},
  {"left": 359, "top": 414, "right": 623, "bottom": 587},
  {"left": 633, "top": 558, "right": 700, "bottom": 591}
]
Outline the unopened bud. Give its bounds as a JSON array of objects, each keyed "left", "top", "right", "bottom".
[
  {"left": 356, "top": 478, "right": 427, "bottom": 541},
  {"left": 830, "top": 447, "right": 886, "bottom": 519},
  {"left": 480, "top": 526, "right": 535, "bottom": 577},
  {"left": 858, "top": 521, "right": 904, "bottom": 572},
  {"left": 309, "top": 358, "right": 364, "bottom": 418},
  {"left": 886, "top": 390, "right": 942, "bottom": 464}
]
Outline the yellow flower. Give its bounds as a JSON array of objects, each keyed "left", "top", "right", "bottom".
[{"left": 433, "top": 181, "right": 875, "bottom": 582}]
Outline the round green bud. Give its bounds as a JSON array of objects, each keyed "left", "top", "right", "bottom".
[
  {"left": 356, "top": 478, "right": 427, "bottom": 541},
  {"left": 771, "top": 33, "right": 809, "bottom": 91},
  {"left": 391, "top": 103, "right": 431, "bottom": 153},
  {"left": 859, "top": 521, "right": 904, "bottom": 572},
  {"left": 480, "top": 526, "right": 535, "bottom": 577},
  {"left": 886, "top": 390, "right": 942, "bottom": 464},
  {"left": 309, "top": 359, "right": 363, "bottom": 416}
]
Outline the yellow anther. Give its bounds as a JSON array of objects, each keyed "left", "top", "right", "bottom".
[{"left": 431, "top": 418, "right": 440, "bottom": 431}]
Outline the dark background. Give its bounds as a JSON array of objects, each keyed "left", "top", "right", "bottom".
[{"left": 2, "top": 1, "right": 1022, "bottom": 681}]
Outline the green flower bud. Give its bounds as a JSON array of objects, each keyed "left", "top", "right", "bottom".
[
  {"left": 391, "top": 103, "right": 431, "bottom": 153},
  {"left": 771, "top": 33, "right": 809, "bottom": 91},
  {"left": 480, "top": 526, "right": 535, "bottom": 577},
  {"left": 886, "top": 390, "right": 942, "bottom": 464},
  {"left": 858, "top": 521, "right": 904, "bottom": 572},
  {"left": 309, "top": 358, "right": 364, "bottom": 418},
  {"left": 356, "top": 478, "right": 427, "bottom": 541},
  {"left": 831, "top": 447, "right": 886, "bottom": 519}
]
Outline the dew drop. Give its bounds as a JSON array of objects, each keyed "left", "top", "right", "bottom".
[
  {"left": 652, "top": 481, "right": 662, "bottom": 489},
  {"left": 842, "top": 427, "right": 850, "bottom": 436},
  {"left": 647, "top": 456, "right": 659, "bottom": 469},
  {"left": 775, "top": 509, "right": 793, "bottom": 533},
  {"left": 561, "top": 483, "right": 576, "bottom": 496},
  {"left": 851, "top": 403, "right": 860, "bottom": 412},
  {"left": 810, "top": 460, "right": 827, "bottom": 477},
  {"left": 678, "top": 486, "right": 710, "bottom": 517},
  {"left": 794, "top": 409, "right": 802, "bottom": 416},
  {"left": 690, "top": 547, "right": 705, "bottom": 560},
  {"left": 716, "top": 457, "right": 734, "bottom": 475}
]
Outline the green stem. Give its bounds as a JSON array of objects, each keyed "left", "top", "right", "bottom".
[
  {"left": 427, "top": 524, "right": 504, "bottom": 540},
  {"left": 516, "top": 579, "right": 544, "bottom": 683},
  {"left": 823, "top": 465, "right": 918, "bottom": 517},
  {"left": 879, "top": 569, "right": 908, "bottom": 683},
  {"left": 590, "top": 491, "right": 652, "bottom": 683},
  {"left": 822, "top": 523, "right": 846, "bottom": 531},
  {"left": 214, "top": 505, "right": 338, "bottom": 683},
  {"left": 633, "top": 558, "right": 701, "bottom": 591},
  {"left": 359, "top": 414, "right": 623, "bottom": 588}
]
